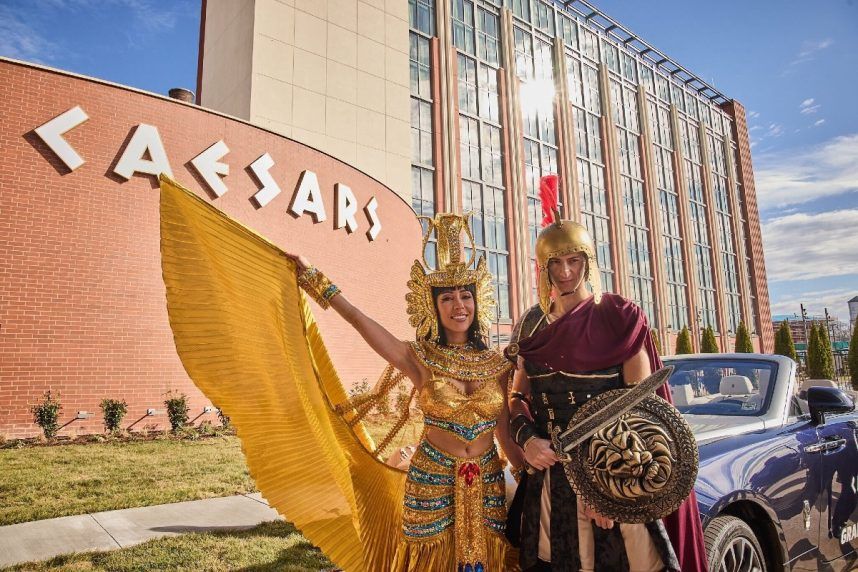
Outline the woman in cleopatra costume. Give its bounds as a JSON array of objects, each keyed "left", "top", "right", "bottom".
[
  {"left": 505, "top": 176, "right": 709, "bottom": 571},
  {"left": 158, "top": 176, "right": 522, "bottom": 572}
]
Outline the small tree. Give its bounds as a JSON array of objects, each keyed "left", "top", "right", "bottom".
[
  {"left": 701, "top": 325, "right": 719, "bottom": 353},
  {"left": 99, "top": 398, "right": 128, "bottom": 433},
  {"left": 817, "top": 323, "right": 836, "bottom": 380},
  {"left": 31, "top": 390, "right": 62, "bottom": 439},
  {"left": 651, "top": 328, "right": 663, "bottom": 356},
  {"left": 848, "top": 319, "right": 858, "bottom": 390},
  {"left": 806, "top": 323, "right": 822, "bottom": 378},
  {"left": 774, "top": 322, "right": 798, "bottom": 362},
  {"left": 675, "top": 326, "right": 693, "bottom": 354},
  {"left": 164, "top": 391, "right": 190, "bottom": 432},
  {"left": 734, "top": 321, "right": 754, "bottom": 353}
]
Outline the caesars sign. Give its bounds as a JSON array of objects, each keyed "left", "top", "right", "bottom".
[
  {"left": 0, "top": 59, "right": 420, "bottom": 438},
  {"left": 34, "top": 106, "right": 383, "bottom": 241}
]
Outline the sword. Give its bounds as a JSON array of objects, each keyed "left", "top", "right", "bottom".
[{"left": 551, "top": 366, "right": 674, "bottom": 462}]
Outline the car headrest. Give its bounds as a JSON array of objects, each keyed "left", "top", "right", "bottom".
[
  {"left": 720, "top": 375, "right": 754, "bottom": 396},
  {"left": 671, "top": 383, "right": 694, "bottom": 406}
]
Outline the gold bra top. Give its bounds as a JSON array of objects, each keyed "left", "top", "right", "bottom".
[{"left": 409, "top": 341, "right": 511, "bottom": 442}]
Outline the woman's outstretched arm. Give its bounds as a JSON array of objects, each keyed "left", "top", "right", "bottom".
[{"left": 284, "top": 252, "right": 427, "bottom": 388}]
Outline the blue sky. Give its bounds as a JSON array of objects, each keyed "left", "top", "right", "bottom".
[{"left": 2, "top": 0, "right": 856, "bottom": 323}]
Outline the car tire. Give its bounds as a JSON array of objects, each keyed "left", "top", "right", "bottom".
[{"left": 704, "top": 515, "right": 767, "bottom": 572}]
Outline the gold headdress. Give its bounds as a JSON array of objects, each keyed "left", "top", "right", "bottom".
[
  {"left": 405, "top": 213, "right": 496, "bottom": 341},
  {"left": 536, "top": 175, "right": 602, "bottom": 314}
]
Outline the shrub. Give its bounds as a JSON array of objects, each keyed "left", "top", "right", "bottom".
[
  {"left": 198, "top": 420, "right": 217, "bottom": 436},
  {"left": 734, "top": 322, "right": 754, "bottom": 353},
  {"left": 806, "top": 323, "right": 835, "bottom": 379},
  {"left": 701, "top": 326, "right": 719, "bottom": 353},
  {"left": 348, "top": 378, "right": 370, "bottom": 399},
  {"left": 675, "top": 326, "right": 693, "bottom": 355},
  {"left": 651, "top": 328, "right": 663, "bottom": 356},
  {"left": 99, "top": 398, "right": 128, "bottom": 433},
  {"left": 216, "top": 408, "right": 231, "bottom": 429},
  {"left": 164, "top": 392, "right": 190, "bottom": 432},
  {"left": 774, "top": 322, "right": 798, "bottom": 362},
  {"left": 375, "top": 394, "right": 392, "bottom": 416},
  {"left": 817, "top": 323, "right": 836, "bottom": 380},
  {"left": 395, "top": 384, "right": 413, "bottom": 413},
  {"left": 31, "top": 390, "right": 63, "bottom": 439},
  {"left": 849, "top": 319, "right": 858, "bottom": 389}
]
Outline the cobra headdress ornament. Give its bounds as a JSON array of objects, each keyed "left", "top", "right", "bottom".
[
  {"left": 536, "top": 174, "right": 602, "bottom": 314},
  {"left": 405, "top": 213, "right": 496, "bottom": 341}
]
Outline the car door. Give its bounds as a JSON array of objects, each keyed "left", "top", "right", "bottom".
[
  {"left": 815, "top": 417, "right": 858, "bottom": 568},
  {"left": 765, "top": 420, "right": 823, "bottom": 570}
]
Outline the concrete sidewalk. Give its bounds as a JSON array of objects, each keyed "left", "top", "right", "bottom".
[{"left": 0, "top": 493, "right": 280, "bottom": 568}]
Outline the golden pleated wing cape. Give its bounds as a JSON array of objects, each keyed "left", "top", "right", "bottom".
[{"left": 158, "top": 175, "right": 406, "bottom": 571}]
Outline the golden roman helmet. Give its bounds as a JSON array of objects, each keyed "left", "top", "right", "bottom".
[
  {"left": 536, "top": 219, "right": 603, "bottom": 314},
  {"left": 405, "top": 213, "right": 496, "bottom": 341}
]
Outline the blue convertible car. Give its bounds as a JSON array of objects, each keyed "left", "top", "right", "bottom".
[{"left": 664, "top": 353, "right": 858, "bottom": 572}]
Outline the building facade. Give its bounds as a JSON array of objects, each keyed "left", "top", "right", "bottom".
[{"left": 200, "top": 0, "right": 774, "bottom": 353}]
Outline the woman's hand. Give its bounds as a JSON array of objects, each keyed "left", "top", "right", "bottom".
[
  {"left": 523, "top": 438, "right": 558, "bottom": 470},
  {"left": 282, "top": 251, "right": 311, "bottom": 274}
]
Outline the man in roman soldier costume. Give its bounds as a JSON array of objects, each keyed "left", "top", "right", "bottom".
[{"left": 505, "top": 175, "right": 708, "bottom": 571}]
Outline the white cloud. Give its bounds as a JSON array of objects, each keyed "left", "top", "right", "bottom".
[
  {"left": 769, "top": 287, "right": 856, "bottom": 322},
  {"left": 766, "top": 123, "right": 785, "bottom": 138},
  {"left": 799, "top": 98, "right": 821, "bottom": 115},
  {"left": 0, "top": 5, "right": 59, "bottom": 63},
  {"left": 814, "top": 119, "right": 826, "bottom": 127},
  {"left": 748, "top": 111, "right": 760, "bottom": 119},
  {"left": 788, "top": 38, "right": 834, "bottom": 66},
  {"left": 0, "top": 0, "right": 191, "bottom": 62},
  {"left": 755, "top": 134, "right": 858, "bottom": 208},
  {"left": 762, "top": 209, "right": 858, "bottom": 282}
]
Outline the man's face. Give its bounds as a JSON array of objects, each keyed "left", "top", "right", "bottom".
[{"left": 547, "top": 252, "right": 586, "bottom": 294}]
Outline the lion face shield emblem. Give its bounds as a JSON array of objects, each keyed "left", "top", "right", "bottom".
[
  {"left": 588, "top": 414, "right": 674, "bottom": 500},
  {"left": 552, "top": 369, "right": 698, "bottom": 524}
]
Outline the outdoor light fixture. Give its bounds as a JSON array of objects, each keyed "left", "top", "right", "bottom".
[
  {"left": 146, "top": 408, "right": 165, "bottom": 416},
  {"left": 75, "top": 411, "right": 94, "bottom": 419},
  {"left": 203, "top": 406, "right": 214, "bottom": 413}
]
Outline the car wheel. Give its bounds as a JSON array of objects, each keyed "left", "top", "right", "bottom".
[{"left": 704, "top": 515, "right": 766, "bottom": 572}]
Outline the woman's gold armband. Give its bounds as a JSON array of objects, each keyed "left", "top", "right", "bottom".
[{"left": 297, "top": 266, "right": 341, "bottom": 310}]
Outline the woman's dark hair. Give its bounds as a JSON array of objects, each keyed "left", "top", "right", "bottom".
[{"left": 430, "top": 284, "right": 488, "bottom": 350}]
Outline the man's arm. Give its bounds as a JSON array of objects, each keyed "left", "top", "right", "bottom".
[
  {"left": 622, "top": 348, "right": 651, "bottom": 385},
  {"left": 510, "top": 357, "right": 557, "bottom": 470}
]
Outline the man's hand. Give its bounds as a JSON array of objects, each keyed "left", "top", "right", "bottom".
[
  {"left": 581, "top": 502, "right": 614, "bottom": 529},
  {"left": 523, "top": 438, "right": 558, "bottom": 470}
]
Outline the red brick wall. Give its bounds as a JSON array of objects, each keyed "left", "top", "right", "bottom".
[
  {"left": 0, "top": 59, "right": 422, "bottom": 439},
  {"left": 722, "top": 100, "right": 775, "bottom": 353}
]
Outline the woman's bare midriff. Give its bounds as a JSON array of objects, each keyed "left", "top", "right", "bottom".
[{"left": 425, "top": 427, "right": 496, "bottom": 458}]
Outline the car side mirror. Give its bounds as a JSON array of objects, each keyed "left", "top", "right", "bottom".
[{"left": 808, "top": 386, "right": 855, "bottom": 426}]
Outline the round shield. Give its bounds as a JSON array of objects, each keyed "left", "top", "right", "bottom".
[{"left": 557, "top": 391, "right": 698, "bottom": 524}]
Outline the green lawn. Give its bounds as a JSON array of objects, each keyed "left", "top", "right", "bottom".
[
  {"left": 0, "top": 436, "right": 255, "bottom": 525},
  {"left": 1, "top": 521, "right": 333, "bottom": 571}
]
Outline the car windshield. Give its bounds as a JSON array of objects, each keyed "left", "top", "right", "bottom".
[{"left": 663, "top": 358, "right": 778, "bottom": 417}]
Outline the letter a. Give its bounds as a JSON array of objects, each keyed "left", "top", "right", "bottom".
[
  {"left": 113, "top": 124, "right": 173, "bottom": 180},
  {"left": 289, "top": 170, "right": 327, "bottom": 223}
]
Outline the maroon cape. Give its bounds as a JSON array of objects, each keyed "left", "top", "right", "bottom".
[{"left": 516, "top": 292, "right": 709, "bottom": 572}]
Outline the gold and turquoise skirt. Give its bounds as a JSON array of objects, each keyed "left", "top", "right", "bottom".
[{"left": 392, "top": 440, "right": 516, "bottom": 572}]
